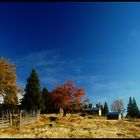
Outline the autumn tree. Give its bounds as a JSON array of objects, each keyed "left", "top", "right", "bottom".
[
  {"left": 111, "top": 99, "right": 125, "bottom": 114},
  {"left": 0, "top": 57, "right": 20, "bottom": 106},
  {"left": 49, "top": 80, "right": 85, "bottom": 116},
  {"left": 21, "top": 69, "right": 42, "bottom": 113}
]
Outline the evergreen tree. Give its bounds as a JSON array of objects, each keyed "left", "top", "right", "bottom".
[
  {"left": 127, "top": 97, "right": 132, "bottom": 117},
  {"left": 41, "top": 87, "right": 49, "bottom": 114},
  {"left": 21, "top": 69, "right": 42, "bottom": 113},
  {"left": 132, "top": 97, "right": 139, "bottom": 118},
  {"left": 96, "top": 102, "right": 101, "bottom": 109},
  {"left": 100, "top": 104, "right": 104, "bottom": 112},
  {"left": 102, "top": 102, "right": 109, "bottom": 116},
  {"left": 88, "top": 103, "right": 92, "bottom": 108},
  {"left": 127, "top": 97, "right": 140, "bottom": 118}
]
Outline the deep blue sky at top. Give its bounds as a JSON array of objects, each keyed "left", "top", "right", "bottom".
[{"left": 1, "top": 2, "right": 140, "bottom": 111}]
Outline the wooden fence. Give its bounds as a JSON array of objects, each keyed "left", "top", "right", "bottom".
[
  {"left": 19, "top": 110, "right": 40, "bottom": 126},
  {"left": 0, "top": 110, "right": 40, "bottom": 128}
]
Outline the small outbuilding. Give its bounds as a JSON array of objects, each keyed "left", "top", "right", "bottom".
[
  {"left": 107, "top": 112, "right": 122, "bottom": 120},
  {"left": 85, "top": 108, "right": 102, "bottom": 115}
]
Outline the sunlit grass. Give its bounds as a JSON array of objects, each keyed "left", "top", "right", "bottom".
[{"left": 0, "top": 113, "right": 140, "bottom": 138}]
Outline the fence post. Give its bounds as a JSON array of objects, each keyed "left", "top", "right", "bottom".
[
  {"left": 7, "top": 109, "right": 9, "bottom": 120},
  {"left": 37, "top": 109, "right": 40, "bottom": 122},
  {"left": 2, "top": 111, "right": 4, "bottom": 121},
  {"left": 9, "top": 113, "right": 12, "bottom": 126},
  {"left": 19, "top": 111, "right": 22, "bottom": 130}
]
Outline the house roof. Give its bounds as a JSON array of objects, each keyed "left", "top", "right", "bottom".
[
  {"left": 85, "top": 108, "right": 93, "bottom": 111},
  {"left": 85, "top": 108, "right": 101, "bottom": 111},
  {"left": 107, "top": 112, "right": 120, "bottom": 115}
]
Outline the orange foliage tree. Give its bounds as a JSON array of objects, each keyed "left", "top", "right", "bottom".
[
  {"left": 0, "top": 57, "right": 23, "bottom": 105},
  {"left": 49, "top": 80, "right": 85, "bottom": 116}
]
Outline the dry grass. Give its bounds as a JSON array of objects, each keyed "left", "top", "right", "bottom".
[{"left": 0, "top": 114, "right": 140, "bottom": 138}]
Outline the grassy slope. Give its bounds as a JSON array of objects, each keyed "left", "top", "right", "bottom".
[{"left": 0, "top": 114, "right": 140, "bottom": 138}]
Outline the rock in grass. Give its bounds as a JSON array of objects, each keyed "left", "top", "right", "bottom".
[{"left": 48, "top": 123, "right": 52, "bottom": 127}]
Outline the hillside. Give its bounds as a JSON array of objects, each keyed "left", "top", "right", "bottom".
[{"left": 0, "top": 114, "right": 140, "bottom": 138}]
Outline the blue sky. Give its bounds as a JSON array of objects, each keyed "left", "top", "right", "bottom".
[{"left": 1, "top": 2, "right": 140, "bottom": 113}]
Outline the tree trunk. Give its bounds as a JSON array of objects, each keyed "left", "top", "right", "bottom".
[
  {"left": 59, "top": 107, "right": 63, "bottom": 114},
  {"left": 63, "top": 109, "right": 66, "bottom": 117}
]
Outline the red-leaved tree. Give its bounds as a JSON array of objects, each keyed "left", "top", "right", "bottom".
[{"left": 49, "top": 80, "right": 85, "bottom": 116}]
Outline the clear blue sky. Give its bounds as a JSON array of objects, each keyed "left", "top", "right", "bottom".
[{"left": 1, "top": 2, "right": 140, "bottom": 113}]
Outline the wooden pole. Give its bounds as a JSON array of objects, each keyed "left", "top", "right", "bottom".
[
  {"left": 2, "top": 111, "right": 4, "bottom": 121},
  {"left": 37, "top": 109, "right": 40, "bottom": 122},
  {"left": 9, "top": 113, "right": 12, "bottom": 126},
  {"left": 19, "top": 111, "right": 22, "bottom": 130}
]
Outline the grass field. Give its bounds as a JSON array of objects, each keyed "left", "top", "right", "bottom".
[{"left": 0, "top": 113, "right": 140, "bottom": 138}]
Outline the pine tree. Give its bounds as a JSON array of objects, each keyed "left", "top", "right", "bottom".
[
  {"left": 127, "top": 97, "right": 140, "bottom": 118},
  {"left": 21, "top": 69, "right": 42, "bottom": 113},
  {"left": 88, "top": 103, "right": 92, "bottom": 108},
  {"left": 132, "top": 97, "right": 139, "bottom": 118},
  {"left": 41, "top": 87, "right": 49, "bottom": 114},
  {"left": 127, "top": 97, "right": 132, "bottom": 117},
  {"left": 96, "top": 102, "right": 101, "bottom": 109},
  {"left": 102, "top": 102, "right": 109, "bottom": 116}
]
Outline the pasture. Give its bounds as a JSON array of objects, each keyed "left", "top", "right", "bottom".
[{"left": 0, "top": 114, "right": 140, "bottom": 138}]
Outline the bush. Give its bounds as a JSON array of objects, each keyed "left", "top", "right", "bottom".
[
  {"left": 49, "top": 117, "right": 57, "bottom": 122},
  {"left": 80, "top": 113, "right": 86, "bottom": 117}
]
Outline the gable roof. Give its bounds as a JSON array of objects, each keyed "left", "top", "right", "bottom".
[
  {"left": 107, "top": 112, "right": 120, "bottom": 115},
  {"left": 85, "top": 108, "right": 101, "bottom": 111}
]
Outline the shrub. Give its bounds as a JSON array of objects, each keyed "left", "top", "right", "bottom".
[
  {"left": 80, "top": 113, "right": 86, "bottom": 117},
  {"left": 49, "top": 117, "right": 57, "bottom": 122}
]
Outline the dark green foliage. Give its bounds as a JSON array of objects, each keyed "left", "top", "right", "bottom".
[
  {"left": 21, "top": 69, "right": 42, "bottom": 112},
  {"left": 127, "top": 97, "right": 140, "bottom": 118},
  {"left": 96, "top": 102, "right": 104, "bottom": 111},
  {"left": 96, "top": 102, "right": 101, "bottom": 108},
  {"left": 41, "top": 87, "right": 49, "bottom": 114},
  {"left": 88, "top": 103, "right": 92, "bottom": 108},
  {"left": 100, "top": 104, "right": 104, "bottom": 112},
  {"left": 127, "top": 97, "right": 132, "bottom": 118},
  {"left": 127, "top": 97, "right": 131, "bottom": 114},
  {"left": 102, "top": 102, "right": 109, "bottom": 116},
  {"left": 132, "top": 98, "right": 140, "bottom": 117},
  {"left": 80, "top": 113, "right": 86, "bottom": 117}
]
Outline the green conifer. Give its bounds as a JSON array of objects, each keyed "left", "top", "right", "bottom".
[
  {"left": 21, "top": 69, "right": 42, "bottom": 113},
  {"left": 132, "top": 97, "right": 139, "bottom": 118},
  {"left": 127, "top": 97, "right": 140, "bottom": 118},
  {"left": 41, "top": 87, "right": 49, "bottom": 114},
  {"left": 102, "top": 102, "right": 109, "bottom": 116}
]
